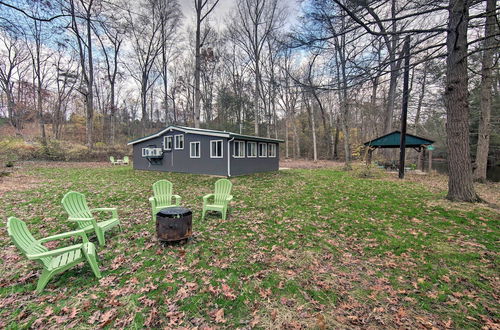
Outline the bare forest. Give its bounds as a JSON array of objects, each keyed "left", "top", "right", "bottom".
[{"left": 0, "top": 0, "right": 499, "bottom": 202}]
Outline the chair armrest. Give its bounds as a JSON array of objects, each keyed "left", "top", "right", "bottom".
[
  {"left": 39, "top": 229, "right": 89, "bottom": 243},
  {"left": 203, "top": 194, "right": 214, "bottom": 202},
  {"left": 27, "top": 244, "right": 83, "bottom": 260},
  {"left": 173, "top": 195, "right": 181, "bottom": 205},
  {"left": 226, "top": 195, "right": 233, "bottom": 202},
  {"left": 91, "top": 207, "right": 118, "bottom": 219}
]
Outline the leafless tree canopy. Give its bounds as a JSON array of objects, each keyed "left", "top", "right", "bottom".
[{"left": 0, "top": 0, "right": 499, "bottom": 201}]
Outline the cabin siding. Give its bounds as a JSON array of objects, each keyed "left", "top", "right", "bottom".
[
  {"left": 132, "top": 129, "right": 228, "bottom": 176},
  {"left": 131, "top": 126, "right": 281, "bottom": 176},
  {"left": 230, "top": 140, "right": 279, "bottom": 176}
]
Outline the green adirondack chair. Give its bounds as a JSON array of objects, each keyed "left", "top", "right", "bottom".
[
  {"left": 7, "top": 216, "right": 101, "bottom": 293},
  {"left": 122, "top": 156, "right": 130, "bottom": 165},
  {"left": 149, "top": 180, "right": 181, "bottom": 220},
  {"left": 110, "top": 156, "right": 119, "bottom": 165},
  {"left": 202, "top": 179, "right": 233, "bottom": 220},
  {"left": 62, "top": 191, "right": 121, "bottom": 246}
]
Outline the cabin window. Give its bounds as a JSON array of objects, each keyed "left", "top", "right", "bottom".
[
  {"left": 247, "top": 142, "right": 257, "bottom": 158},
  {"left": 164, "top": 136, "right": 172, "bottom": 150},
  {"left": 210, "top": 140, "right": 223, "bottom": 158},
  {"left": 233, "top": 141, "right": 245, "bottom": 158},
  {"left": 258, "top": 143, "right": 267, "bottom": 157},
  {"left": 142, "top": 147, "right": 162, "bottom": 157},
  {"left": 268, "top": 143, "right": 276, "bottom": 157},
  {"left": 174, "top": 134, "right": 184, "bottom": 149},
  {"left": 190, "top": 141, "right": 200, "bottom": 158}
]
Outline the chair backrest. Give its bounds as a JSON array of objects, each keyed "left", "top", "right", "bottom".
[
  {"left": 152, "top": 180, "right": 173, "bottom": 205},
  {"left": 214, "top": 179, "right": 232, "bottom": 205},
  {"left": 61, "top": 191, "right": 94, "bottom": 229},
  {"left": 123, "top": 156, "right": 129, "bottom": 163},
  {"left": 110, "top": 156, "right": 115, "bottom": 162},
  {"left": 7, "top": 217, "right": 51, "bottom": 267}
]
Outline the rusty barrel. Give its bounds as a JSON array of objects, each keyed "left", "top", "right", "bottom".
[{"left": 156, "top": 207, "right": 192, "bottom": 242}]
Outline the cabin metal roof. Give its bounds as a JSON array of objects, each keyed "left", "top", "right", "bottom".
[
  {"left": 127, "top": 125, "right": 284, "bottom": 145},
  {"left": 363, "top": 131, "right": 434, "bottom": 148}
]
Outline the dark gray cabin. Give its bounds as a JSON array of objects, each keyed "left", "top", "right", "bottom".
[{"left": 128, "top": 126, "right": 283, "bottom": 176}]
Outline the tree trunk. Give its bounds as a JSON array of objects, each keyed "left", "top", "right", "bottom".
[
  {"left": 414, "top": 64, "right": 427, "bottom": 134},
  {"left": 86, "top": 10, "right": 94, "bottom": 150},
  {"left": 444, "top": 0, "right": 479, "bottom": 201},
  {"left": 194, "top": 0, "right": 202, "bottom": 128},
  {"left": 333, "top": 115, "right": 339, "bottom": 159},
  {"left": 329, "top": 112, "right": 335, "bottom": 159},
  {"left": 340, "top": 101, "right": 351, "bottom": 168},
  {"left": 254, "top": 60, "right": 260, "bottom": 135},
  {"left": 6, "top": 90, "right": 17, "bottom": 128},
  {"left": 285, "top": 118, "right": 289, "bottom": 158},
  {"left": 305, "top": 97, "right": 317, "bottom": 161},
  {"left": 141, "top": 72, "right": 148, "bottom": 133},
  {"left": 292, "top": 116, "right": 300, "bottom": 158},
  {"left": 473, "top": 0, "right": 495, "bottom": 182},
  {"left": 312, "top": 90, "right": 332, "bottom": 159},
  {"left": 36, "top": 47, "right": 46, "bottom": 145},
  {"left": 384, "top": 61, "right": 398, "bottom": 134},
  {"left": 110, "top": 81, "right": 116, "bottom": 145}
]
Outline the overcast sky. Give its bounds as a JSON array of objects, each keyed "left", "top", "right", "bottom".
[{"left": 178, "top": 0, "right": 301, "bottom": 30}]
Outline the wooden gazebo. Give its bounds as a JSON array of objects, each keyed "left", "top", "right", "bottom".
[{"left": 364, "top": 131, "right": 435, "bottom": 171}]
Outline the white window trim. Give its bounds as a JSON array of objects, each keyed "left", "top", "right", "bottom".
[
  {"left": 247, "top": 142, "right": 257, "bottom": 158},
  {"left": 210, "top": 140, "right": 223, "bottom": 158},
  {"left": 258, "top": 142, "right": 267, "bottom": 157},
  {"left": 268, "top": 143, "right": 276, "bottom": 158},
  {"left": 174, "top": 134, "right": 184, "bottom": 150},
  {"left": 164, "top": 136, "right": 172, "bottom": 150},
  {"left": 190, "top": 141, "right": 200, "bottom": 158},
  {"left": 233, "top": 140, "right": 245, "bottom": 158},
  {"left": 142, "top": 147, "right": 162, "bottom": 157}
]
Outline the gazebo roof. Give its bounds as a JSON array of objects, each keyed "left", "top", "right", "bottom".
[{"left": 364, "top": 131, "right": 434, "bottom": 148}]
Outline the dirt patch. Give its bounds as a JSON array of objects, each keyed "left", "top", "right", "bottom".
[
  {"left": 0, "top": 170, "right": 45, "bottom": 194},
  {"left": 384, "top": 170, "right": 500, "bottom": 210},
  {"left": 280, "top": 158, "right": 344, "bottom": 169},
  {"left": 18, "top": 160, "right": 111, "bottom": 169}
]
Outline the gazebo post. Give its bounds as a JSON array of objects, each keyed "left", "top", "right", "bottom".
[
  {"left": 422, "top": 148, "right": 427, "bottom": 172},
  {"left": 428, "top": 149, "right": 432, "bottom": 172},
  {"left": 398, "top": 36, "right": 411, "bottom": 179},
  {"left": 418, "top": 147, "right": 423, "bottom": 171}
]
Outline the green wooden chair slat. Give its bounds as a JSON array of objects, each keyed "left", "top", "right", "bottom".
[
  {"left": 7, "top": 217, "right": 101, "bottom": 293},
  {"left": 202, "top": 179, "right": 233, "bottom": 220},
  {"left": 62, "top": 191, "right": 121, "bottom": 246},
  {"left": 149, "top": 180, "right": 181, "bottom": 220}
]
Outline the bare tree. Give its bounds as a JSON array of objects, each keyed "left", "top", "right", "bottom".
[
  {"left": 52, "top": 45, "right": 78, "bottom": 139},
  {"left": 158, "top": 0, "right": 181, "bottom": 126},
  {"left": 68, "top": 0, "right": 97, "bottom": 149},
  {"left": 125, "top": 0, "right": 164, "bottom": 133},
  {"left": 230, "top": 0, "right": 283, "bottom": 135},
  {"left": 444, "top": 0, "right": 479, "bottom": 201},
  {"left": 94, "top": 9, "right": 125, "bottom": 144},
  {"left": 0, "top": 31, "right": 29, "bottom": 129},
  {"left": 23, "top": 0, "right": 55, "bottom": 145},
  {"left": 474, "top": 0, "right": 497, "bottom": 182},
  {"left": 194, "top": 0, "right": 220, "bottom": 128}
]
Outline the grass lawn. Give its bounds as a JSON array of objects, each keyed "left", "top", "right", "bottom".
[{"left": 0, "top": 162, "right": 498, "bottom": 328}]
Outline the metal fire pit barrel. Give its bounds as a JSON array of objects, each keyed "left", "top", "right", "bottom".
[{"left": 156, "top": 207, "right": 192, "bottom": 242}]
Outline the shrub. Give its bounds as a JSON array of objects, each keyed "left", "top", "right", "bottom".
[{"left": 0, "top": 137, "right": 132, "bottom": 162}]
